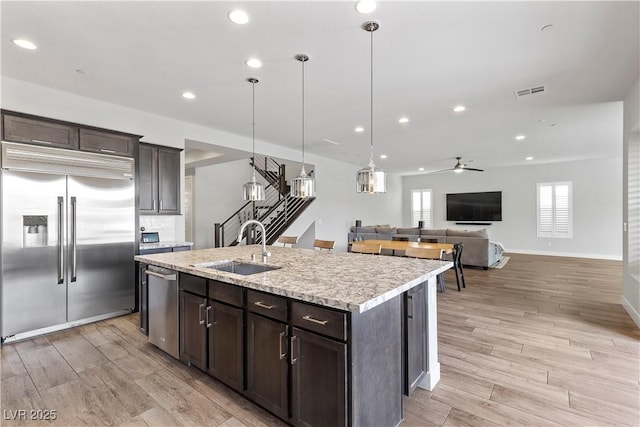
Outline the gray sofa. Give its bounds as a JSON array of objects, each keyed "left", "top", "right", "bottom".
[{"left": 348, "top": 226, "right": 504, "bottom": 269}]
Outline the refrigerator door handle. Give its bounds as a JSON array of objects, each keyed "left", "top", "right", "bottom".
[
  {"left": 71, "top": 196, "right": 77, "bottom": 282},
  {"left": 57, "top": 196, "right": 64, "bottom": 285}
]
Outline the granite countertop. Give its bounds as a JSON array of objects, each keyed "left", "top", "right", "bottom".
[
  {"left": 135, "top": 245, "right": 452, "bottom": 313},
  {"left": 139, "top": 241, "right": 194, "bottom": 250}
]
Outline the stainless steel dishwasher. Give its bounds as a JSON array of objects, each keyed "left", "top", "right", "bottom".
[{"left": 145, "top": 265, "right": 179, "bottom": 358}]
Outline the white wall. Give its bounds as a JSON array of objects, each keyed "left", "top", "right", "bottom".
[
  {"left": 622, "top": 77, "right": 640, "bottom": 328},
  {"left": 1, "top": 77, "right": 403, "bottom": 253},
  {"left": 402, "top": 156, "right": 623, "bottom": 260}
]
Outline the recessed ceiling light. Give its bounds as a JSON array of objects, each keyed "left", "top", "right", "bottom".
[
  {"left": 245, "top": 58, "right": 262, "bottom": 68},
  {"left": 182, "top": 91, "right": 196, "bottom": 100},
  {"left": 453, "top": 105, "right": 466, "bottom": 113},
  {"left": 398, "top": 117, "right": 409, "bottom": 124},
  {"left": 13, "top": 39, "right": 37, "bottom": 50},
  {"left": 355, "top": 126, "right": 364, "bottom": 133},
  {"left": 526, "top": 156, "right": 534, "bottom": 160},
  {"left": 380, "top": 154, "right": 387, "bottom": 159},
  {"left": 418, "top": 167, "right": 424, "bottom": 171},
  {"left": 355, "top": 0, "right": 377, "bottom": 14},
  {"left": 515, "top": 135, "right": 526, "bottom": 140},
  {"left": 228, "top": 9, "right": 249, "bottom": 24}
]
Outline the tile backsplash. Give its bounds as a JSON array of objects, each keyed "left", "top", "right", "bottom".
[{"left": 140, "top": 215, "right": 177, "bottom": 241}]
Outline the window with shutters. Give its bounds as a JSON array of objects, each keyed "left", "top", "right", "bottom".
[
  {"left": 411, "top": 189, "right": 432, "bottom": 228},
  {"left": 537, "top": 182, "right": 572, "bottom": 238}
]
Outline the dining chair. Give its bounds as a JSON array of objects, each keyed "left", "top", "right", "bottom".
[
  {"left": 277, "top": 235, "right": 298, "bottom": 247},
  {"left": 404, "top": 246, "right": 446, "bottom": 292},
  {"left": 314, "top": 239, "right": 336, "bottom": 251},
  {"left": 351, "top": 242, "right": 382, "bottom": 255},
  {"left": 452, "top": 242, "right": 466, "bottom": 291}
]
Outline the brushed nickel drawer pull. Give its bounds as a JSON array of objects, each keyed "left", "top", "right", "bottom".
[
  {"left": 31, "top": 139, "right": 53, "bottom": 144},
  {"left": 100, "top": 148, "right": 116, "bottom": 154},
  {"left": 290, "top": 335, "right": 298, "bottom": 365},
  {"left": 254, "top": 301, "right": 275, "bottom": 310},
  {"left": 279, "top": 331, "right": 287, "bottom": 360},
  {"left": 302, "top": 315, "right": 328, "bottom": 325}
]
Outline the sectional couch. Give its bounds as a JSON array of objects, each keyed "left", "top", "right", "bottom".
[{"left": 348, "top": 225, "right": 504, "bottom": 269}]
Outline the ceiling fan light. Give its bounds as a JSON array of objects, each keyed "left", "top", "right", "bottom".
[
  {"left": 356, "top": 161, "right": 386, "bottom": 193},
  {"left": 454, "top": 168, "right": 464, "bottom": 174}
]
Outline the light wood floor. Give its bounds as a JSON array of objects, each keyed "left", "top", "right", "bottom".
[{"left": 1, "top": 254, "right": 638, "bottom": 426}]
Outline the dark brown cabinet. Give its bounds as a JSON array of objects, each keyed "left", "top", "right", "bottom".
[
  {"left": 140, "top": 143, "right": 181, "bottom": 215},
  {"left": 207, "top": 301, "right": 243, "bottom": 391},
  {"left": 79, "top": 128, "right": 135, "bottom": 156},
  {"left": 180, "top": 290, "right": 208, "bottom": 370},
  {"left": 246, "top": 312, "right": 289, "bottom": 420},
  {"left": 404, "top": 283, "right": 427, "bottom": 395},
  {"left": 291, "top": 327, "right": 347, "bottom": 427},
  {"left": 2, "top": 113, "right": 79, "bottom": 149}
]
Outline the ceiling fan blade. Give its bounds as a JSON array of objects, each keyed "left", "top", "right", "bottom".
[
  {"left": 462, "top": 167, "right": 484, "bottom": 172},
  {"left": 427, "top": 168, "right": 455, "bottom": 174}
]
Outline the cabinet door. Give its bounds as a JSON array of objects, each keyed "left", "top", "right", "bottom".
[
  {"left": 405, "top": 283, "right": 427, "bottom": 395},
  {"left": 157, "top": 148, "right": 180, "bottom": 214},
  {"left": 208, "top": 301, "right": 243, "bottom": 392},
  {"left": 139, "top": 263, "right": 148, "bottom": 336},
  {"left": 139, "top": 144, "right": 158, "bottom": 214},
  {"left": 291, "top": 327, "right": 347, "bottom": 427},
  {"left": 246, "top": 313, "right": 288, "bottom": 420},
  {"left": 3, "top": 113, "right": 79, "bottom": 149},
  {"left": 179, "top": 291, "right": 207, "bottom": 370},
  {"left": 79, "top": 128, "right": 135, "bottom": 157}
]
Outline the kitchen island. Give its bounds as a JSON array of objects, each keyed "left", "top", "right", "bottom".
[{"left": 136, "top": 245, "right": 451, "bottom": 427}]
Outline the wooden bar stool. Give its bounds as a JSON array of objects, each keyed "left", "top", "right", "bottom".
[
  {"left": 277, "top": 235, "right": 298, "bottom": 247},
  {"left": 351, "top": 242, "right": 382, "bottom": 255},
  {"left": 314, "top": 239, "right": 336, "bottom": 251},
  {"left": 452, "top": 242, "right": 466, "bottom": 291},
  {"left": 404, "top": 246, "right": 446, "bottom": 292}
]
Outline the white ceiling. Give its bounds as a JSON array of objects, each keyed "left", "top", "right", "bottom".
[{"left": 1, "top": 1, "right": 638, "bottom": 174}]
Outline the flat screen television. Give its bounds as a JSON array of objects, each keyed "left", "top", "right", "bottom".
[{"left": 446, "top": 191, "right": 502, "bottom": 222}]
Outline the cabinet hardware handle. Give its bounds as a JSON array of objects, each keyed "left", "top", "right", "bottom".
[
  {"left": 198, "top": 303, "right": 205, "bottom": 325},
  {"left": 57, "top": 196, "right": 64, "bottom": 284},
  {"left": 159, "top": 200, "right": 163, "bottom": 211},
  {"left": 206, "top": 306, "right": 213, "bottom": 328},
  {"left": 279, "top": 331, "right": 287, "bottom": 360},
  {"left": 302, "top": 315, "right": 328, "bottom": 326},
  {"left": 407, "top": 295, "right": 414, "bottom": 319},
  {"left": 254, "top": 301, "right": 275, "bottom": 310},
  {"left": 31, "top": 139, "right": 53, "bottom": 144},
  {"left": 152, "top": 200, "right": 156, "bottom": 211},
  {"left": 290, "top": 335, "right": 298, "bottom": 365},
  {"left": 99, "top": 149, "right": 116, "bottom": 154}
]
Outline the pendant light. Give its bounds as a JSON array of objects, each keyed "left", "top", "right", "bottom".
[
  {"left": 290, "top": 54, "right": 316, "bottom": 199},
  {"left": 242, "top": 77, "right": 265, "bottom": 201},
  {"left": 356, "top": 21, "right": 386, "bottom": 194}
]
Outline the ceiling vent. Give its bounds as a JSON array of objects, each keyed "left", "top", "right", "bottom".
[{"left": 514, "top": 85, "right": 546, "bottom": 99}]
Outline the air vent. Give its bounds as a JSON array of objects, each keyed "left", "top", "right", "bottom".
[{"left": 515, "top": 85, "right": 546, "bottom": 99}]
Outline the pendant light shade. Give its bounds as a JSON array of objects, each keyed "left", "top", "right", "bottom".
[
  {"left": 290, "top": 54, "right": 316, "bottom": 199},
  {"left": 243, "top": 77, "right": 265, "bottom": 201},
  {"left": 356, "top": 21, "right": 386, "bottom": 194}
]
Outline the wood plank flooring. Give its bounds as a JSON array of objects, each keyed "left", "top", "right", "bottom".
[{"left": 1, "top": 253, "right": 638, "bottom": 426}]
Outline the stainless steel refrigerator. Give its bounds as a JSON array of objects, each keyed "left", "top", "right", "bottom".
[{"left": 1, "top": 141, "right": 135, "bottom": 342}]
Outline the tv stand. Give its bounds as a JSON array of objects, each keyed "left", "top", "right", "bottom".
[{"left": 455, "top": 222, "right": 491, "bottom": 225}]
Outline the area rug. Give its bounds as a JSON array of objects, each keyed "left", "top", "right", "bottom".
[{"left": 490, "top": 256, "right": 510, "bottom": 269}]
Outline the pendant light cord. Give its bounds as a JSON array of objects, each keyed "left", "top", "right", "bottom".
[
  {"left": 252, "top": 80, "right": 257, "bottom": 181},
  {"left": 301, "top": 58, "right": 306, "bottom": 170},
  {"left": 369, "top": 25, "right": 374, "bottom": 165}
]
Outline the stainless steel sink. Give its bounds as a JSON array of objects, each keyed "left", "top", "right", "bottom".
[{"left": 192, "top": 260, "right": 281, "bottom": 275}]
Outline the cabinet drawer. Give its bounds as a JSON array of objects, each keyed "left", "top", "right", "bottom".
[
  {"left": 3, "top": 114, "right": 79, "bottom": 149},
  {"left": 179, "top": 273, "right": 207, "bottom": 297},
  {"left": 247, "top": 290, "right": 287, "bottom": 322},
  {"left": 291, "top": 301, "right": 347, "bottom": 341},
  {"left": 209, "top": 280, "right": 243, "bottom": 307},
  {"left": 79, "top": 128, "right": 135, "bottom": 157}
]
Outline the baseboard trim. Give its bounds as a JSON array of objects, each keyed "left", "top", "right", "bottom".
[
  {"left": 621, "top": 295, "right": 640, "bottom": 329},
  {"left": 505, "top": 249, "right": 622, "bottom": 261}
]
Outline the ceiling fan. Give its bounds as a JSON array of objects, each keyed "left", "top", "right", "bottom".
[{"left": 429, "top": 157, "right": 484, "bottom": 174}]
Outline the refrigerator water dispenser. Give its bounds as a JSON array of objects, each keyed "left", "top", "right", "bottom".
[{"left": 23, "top": 216, "right": 47, "bottom": 247}]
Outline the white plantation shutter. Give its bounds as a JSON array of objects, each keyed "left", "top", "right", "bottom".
[
  {"left": 537, "top": 182, "right": 572, "bottom": 238},
  {"left": 411, "top": 189, "right": 432, "bottom": 228}
]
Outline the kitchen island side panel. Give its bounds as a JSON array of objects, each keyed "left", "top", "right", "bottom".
[{"left": 350, "top": 295, "right": 403, "bottom": 426}]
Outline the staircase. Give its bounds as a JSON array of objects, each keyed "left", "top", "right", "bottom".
[{"left": 214, "top": 155, "right": 315, "bottom": 248}]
